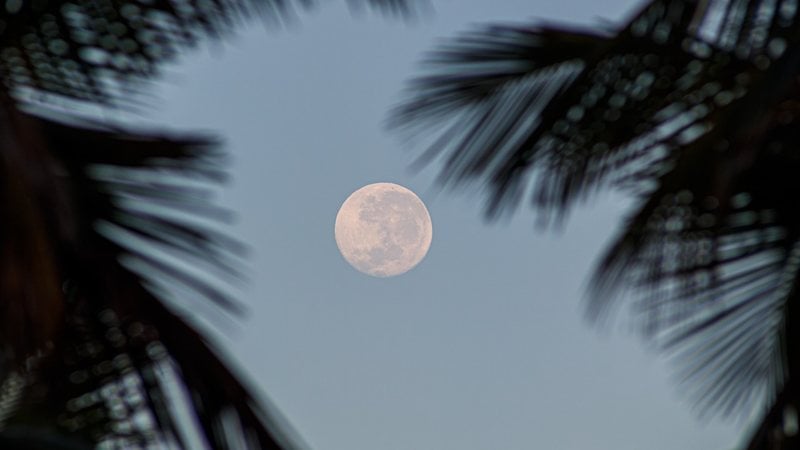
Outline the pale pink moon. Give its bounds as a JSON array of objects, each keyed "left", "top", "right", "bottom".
[{"left": 334, "top": 183, "right": 432, "bottom": 277}]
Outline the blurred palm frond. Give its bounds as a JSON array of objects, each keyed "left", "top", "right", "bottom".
[
  {"left": 391, "top": 0, "right": 800, "bottom": 446},
  {"left": 0, "top": 0, "right": 423, "bottom": 447},
  {"left": 0, "top": 106, "right": 308, "bottom": 448},
  {"left": 0, "top": 0, "right": 422, "bottom": 108}
]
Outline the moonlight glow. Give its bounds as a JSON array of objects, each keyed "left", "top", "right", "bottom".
[{"left": 334, "top": 183, "right": 432, "bottom": 277}]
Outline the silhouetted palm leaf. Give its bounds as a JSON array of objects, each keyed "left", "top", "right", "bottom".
[
  {"left": 0, "top": 0, "right": 421, "bottom": 448},
  {"left": 0, "top": 0, "right": 419, "bottom": 107},
  {"left": 392, "top": 0, "right": 800, "bottom": 447},
  {"left": 0, "top": 103, "right": 305, "bottom": 448}
]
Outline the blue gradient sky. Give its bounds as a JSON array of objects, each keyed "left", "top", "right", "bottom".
[{"left": 145, "top": 1, "right": 744, "bottom": 449}]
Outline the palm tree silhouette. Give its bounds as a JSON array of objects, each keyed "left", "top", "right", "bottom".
[
  {"left": 0, "top": 0, "right": 417, "bottom": 448},
  {"left": 391, "top": 0, "right": 800, "bottom": 448}
]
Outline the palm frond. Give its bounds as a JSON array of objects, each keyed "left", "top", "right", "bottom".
[
  {"left": 0, "top": 0, "right": 426, "bottom": 447},
  {"left": 389, "top": 23, "right": 610, "bottom": 215},
  {"left": 0, "top": 107, "right": 305, "bottom": 449},
  {"left": 389, "top": 0, "right": 796, "bottom": 220},
  {"left": 0, "top": 0, "right": 422, "bottom": 108},
  {"left": 590, "top": 122, "right": 800, "bottom": 417},
  {"left": 392, "top": 0, "right": 800, "bottom": 424}
]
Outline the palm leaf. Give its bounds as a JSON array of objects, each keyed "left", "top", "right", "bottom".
[
  {"left": 0, "top": 0, "right": 423, "bottom": 447},
  {"left": 0, "top": 0, "right": 422, "bottom": 107},
  {"left": 0, "top": 106, "right": 306, "bottom": 448},
  {"left": 591, "top": 121, "right": 800, "bottom": 418},
  {"left": 390, "top": 0, "right": 794, "bottom": 219},
  {"left": 391, "top": 0, "right": 800, "bottom": 432}
]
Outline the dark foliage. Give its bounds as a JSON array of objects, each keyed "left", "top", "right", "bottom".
[
  {"left": 0, "top": 0, "right": 419, "bottom": 107},
  {"left": 0, "top": 0, "right": 420, "bottom": 448},
  {"left": 391, "top": 0, "right": 800, "bottom": 447}
]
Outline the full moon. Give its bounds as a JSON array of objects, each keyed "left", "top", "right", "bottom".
[{"left": 335, "top": 183, "right": 432, "bottom": 277}]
